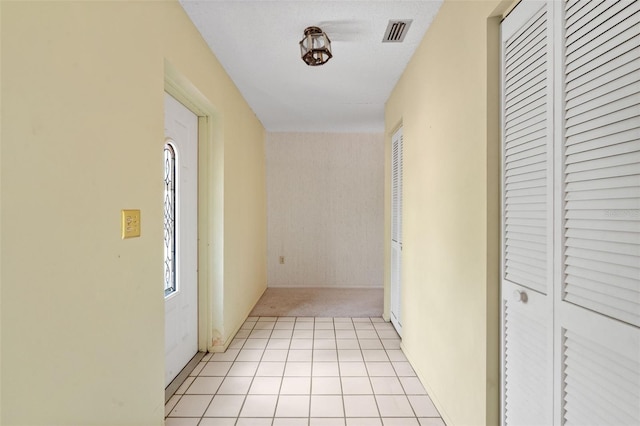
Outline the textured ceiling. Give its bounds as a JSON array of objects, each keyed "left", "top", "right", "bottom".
[{"left": 179, "top": 1, "right": 443, "bottom": 132}]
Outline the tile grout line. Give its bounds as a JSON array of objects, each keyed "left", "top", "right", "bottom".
[
  {"left": 273, "top": 316, "right": 288, "bottom": 425},
  {"left": 210, "top": 316, "right": 249, "bottom": 423},
  {"left": 166, "top": 315, "right": 443, "bottom": 426},
  {"left": 334, "top": 316, "right": 347, "bottom": 424},
  {"left": 308, "top": 316, "right": 315, "bottom": 426},
  {"left": 240, "top": 316, "right": 273, "bottom": 422},
  {"left": 365, "top": 316, "right": 385, "bottom": 424}
]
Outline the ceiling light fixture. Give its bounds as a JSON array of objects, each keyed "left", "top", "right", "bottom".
[{"left": 299, "top": 26, "right": 332, "bottom": 66}]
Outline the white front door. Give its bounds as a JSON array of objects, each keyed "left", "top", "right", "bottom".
[
  {"left": 390, "top": 127, "right": 403, "bottom": 336},
  {"left": 164, "top": 93, "right": 198, "bottom": 387}
]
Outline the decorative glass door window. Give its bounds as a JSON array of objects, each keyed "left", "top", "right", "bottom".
[{"left": 164, "top": 143, "right": 177, "bottom": 297}]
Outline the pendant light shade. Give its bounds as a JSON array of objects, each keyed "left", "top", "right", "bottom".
[{"left": 299, "top": 26, "right": 332, "bottom": 66}]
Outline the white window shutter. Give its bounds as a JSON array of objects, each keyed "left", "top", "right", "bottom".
[{"left": 562, "top": 0, "right": 640, "bottom": 328}]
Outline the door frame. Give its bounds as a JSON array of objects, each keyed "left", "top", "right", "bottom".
[
  {"left": 390, "top": 125, "right": 403, "bottom": 336},
  {"left": 164, "top": 60, "right": 224, "bottom": 355},
  {"left": 384, "top": 121, "right": 403, "bottom": 326}
]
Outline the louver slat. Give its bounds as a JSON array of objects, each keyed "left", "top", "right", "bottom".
[
  {"left": 566, "top": 53, "right": 640, "bottom": 96},
  {"left": 565, "top": 11, "right": 640, "bottom": 76},
  {"left": 566, "top": 246, "right": 639, "bottom": 268},
  {"left": 566, "top": 236, "right": 639, "bottom": 257},
  {"left": 565, "top": 0, "right": 586, "bottom": 15},
  {"left": 566, "top": 129, "right": 640, "bottom": 155},
  {"left": 564, "top": 0, "right": 607, "bottom": 31},
  {"left": 501, "top": 4, "right": 553, "bottom": 425},
  {"left": 564, "top": 285, "right": 639, "bottom": 326},
  {"left": 505, "top": 74, "right": 546, "bottom": 113},
  {"left": 503, "top": 5, "right": 549, "bottom": 296},
  {"left": 566, "top": 174, "right": 639, "bottom": 192},
  {"left": 566, "top": 255, "right": 640, "bottom": 281},
  {"left": 506, "top": 39, "right": 545, "bottom": 91},
  {"left": 391, "top": 132, "right": 402, "bottom": 245},
  {"left": 566, "top": 140, "right": 640, "bottom": 162},
  {"left": 566, "top": 186, "right": 640, "bottom": 203},
  {"left": 565, "top": 353, "right": 639, "bottom": 405},
  {"left": 504, "top": 300, "right": 549, "bottom": 425},
  {"left": 505, "top": 152, "right": 547, "bottom": 172},
  {"left": 564, "top": 105, "right": 640, "bottom": 138},
  {"left": 506, "top": 131, "right": 546, "bottom": 154},
  {"left": 505, "top": 12, "right": 545, "bottom": 64},
  {"left": 506, "top": 91, "right": 546, "bottom": 122},
  {"left": 566, "top": 1, "right": 638, "bottom": 57},
  {"left": 508, "top": 243, "right": 546, "bottom": 261},
  {"left": 564, "top": 0, "right": 640, "bottom": 327},
  {"left": 565, "top": 54, "right": 640, "bottom": 105},
  {"left": 566, "top": 88, "right": 640, "bottom": 125},
  {"left": 506, "top": 97, "right": 546, "bottom": 131},
  {"left": 566, "top": 121, "right": 640, "bottom": 147},
  {"left": 562, "top": 329, "right": 640, "bottom": 425}
]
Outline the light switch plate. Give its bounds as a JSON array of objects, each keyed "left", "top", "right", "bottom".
[{"left": 121, "top": 209, "right": 141, "bottom": 239}]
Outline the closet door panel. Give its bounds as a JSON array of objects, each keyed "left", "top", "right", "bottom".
[
  {"left": 562, "top": 0, "right": 640, "bottom": 328},
  {"left": 558, "top": 1, "right": 640, "bottom": 424},
  {"left": 559, "top": 304, "right": 640, "bottom": 425},
  {"left": 503, "top": 2, "right": 553, "bottom": 296},
  {"left": 503, "top": 288, "right": 552, "bottom": 425},
  {"left": 501, "top": 2, "right": 554, "bottom": 424}
]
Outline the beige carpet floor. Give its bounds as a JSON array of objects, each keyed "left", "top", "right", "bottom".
[{"left": 249, "top": 287, "right": 384, "bottom": 318}]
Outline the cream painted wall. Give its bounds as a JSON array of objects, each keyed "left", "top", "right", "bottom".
[
  {"left": 267, "top": 132, "right": 384, "bottom": 288},
  {"left": 1, "top": 1, "right": 266, "bottom": 424},
  {"left": 384, "top": 1, "right": 510, "bottom": 425},
  {"left": 0, "top": 2, "right": 3, "bottom": 420}
]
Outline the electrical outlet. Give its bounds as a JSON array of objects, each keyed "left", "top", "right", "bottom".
[{"left": 279, "top": 256, "right": 285, "bottom": 264}]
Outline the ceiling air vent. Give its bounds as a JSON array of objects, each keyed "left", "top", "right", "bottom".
[{"left": 382, "top": 19, "right": 413, "bottom": 43}]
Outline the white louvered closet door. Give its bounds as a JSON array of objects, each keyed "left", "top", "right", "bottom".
[
  {"left": 391, "top": 127, "right": 403, "bottom": 336},
  {"left": 501, "top": 2, "right": 554, "bottom": 424},
  {"left": 557, "top": 0, "right": 640, "bottom": 424},
  {"left": 503, "top": 0, "right": 640, "bottom": 425}
]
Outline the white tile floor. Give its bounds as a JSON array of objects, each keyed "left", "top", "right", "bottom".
[{"left": 165, "top": 317, "right": 446, "bottom": 426}]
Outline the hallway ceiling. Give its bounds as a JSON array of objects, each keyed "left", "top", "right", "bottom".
[{"left": 179, "top": 0, "right": 443, "bottom": 133}]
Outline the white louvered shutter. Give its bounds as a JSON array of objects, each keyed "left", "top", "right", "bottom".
[
  {"left": 559, "top": 304, "right": 640, "bottom": 426},
  {"left": 503, "top": 3, "right": 553, "bottom": 296},
  {"left": 562, "top": 0, "right": 640, "bottom": 328},
  {"left": 501, "top": 2, "right": 554, "bottom": 425},
  {"left": 503, "top": 289, "right": 552, "bottom": 426},
  {"left": 558, "top": 0, "right": 640, "bottom": 424},
  {"left": 390, "top": 127, "right": 403, "bottom": 335},
  {"left": 392, "top": 128, "right": 403, "bottom": 246}
]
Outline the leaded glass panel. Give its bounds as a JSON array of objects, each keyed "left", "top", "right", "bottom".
[{"left": 164, "top": 143, "right": 177, "bottom": 297}]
